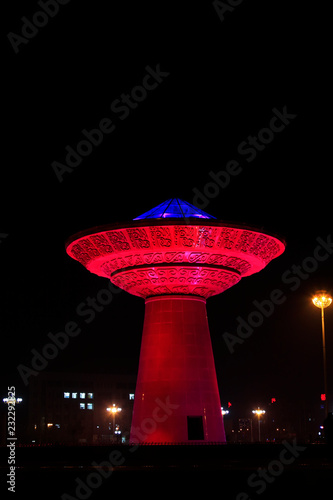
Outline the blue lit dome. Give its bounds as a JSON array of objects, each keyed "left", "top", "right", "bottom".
[{"left": 133, "top": 198, "right": 216, "bottom": 220}]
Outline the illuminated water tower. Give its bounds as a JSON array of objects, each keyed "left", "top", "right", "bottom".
[{"left": 66, "top": 199, "right": 285, "bottom": 443}]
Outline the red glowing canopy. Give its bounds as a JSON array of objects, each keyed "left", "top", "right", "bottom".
[{"left": 66, "top": 200, "right": 285, "bottom": 299}]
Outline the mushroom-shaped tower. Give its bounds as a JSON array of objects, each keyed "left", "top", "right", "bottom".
[{"left": 66, "top": 198, "right": 285, "bottom": 444}]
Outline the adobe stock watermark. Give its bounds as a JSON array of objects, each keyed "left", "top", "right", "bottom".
[
  {"left": 236, "top": 439, "right": 307, "bottom": 499},
  {"left": 223, "top": 234, "right": 333, "bottom": 354},
  {"left": 17, "top": 281, "right": 122, "bottom": 386},
  {"left": 61, "top": 396, "right": 179, "bottom": 500},
  {"left": 213, "top": 0, "right": 246, "bottom": 23},
  {"left": 192, "top": 106, "right": 297, "bottom": 210},
  {"left": 7, "top": 0, "right": 71, "bottom": 54},
  {"left": 51, "top": 64, "right": 170, "bottom": 183},
  {"left": 129, "top": 396, "right": 179, "bottom": 445}
]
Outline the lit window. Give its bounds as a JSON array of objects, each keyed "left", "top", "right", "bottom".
[
  {"left": 64, "top": 392, "right": 70, "bottom": 399},
  {"left": 80, "top": 393, "right": 85, "bottom": 399},
  {"left": 72, "top": 393, "right": 77, "bottom": 399},
  {"left": 87, "top": 403, "right": 93, "bottom": 410},
  {"left": 129, "top": 393, "right": 134, "bottom": 400},
  {"left": 87, "top": 393, "right": 93, "bottom": 399},
  {"left": 80, "top": 403, "right": 85, "bottom": 410}
]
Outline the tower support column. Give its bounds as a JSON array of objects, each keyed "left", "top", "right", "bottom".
[{"left": 130, "top": 295, "right": 226, "bottom": 444}]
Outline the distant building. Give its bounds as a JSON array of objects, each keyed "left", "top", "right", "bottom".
[{"left": 27, "top": 371, "right": 136, "bottom": 445}]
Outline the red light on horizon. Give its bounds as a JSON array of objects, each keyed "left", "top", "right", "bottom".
[
  {"left": 321, "top": 394, "right": 326, "bottom": 401},
  {"left": 271, "top": 398, "right": 276, "bottom": 404},
  {"left": 228, "top": 401, "right": 232, "bottom": 408}
]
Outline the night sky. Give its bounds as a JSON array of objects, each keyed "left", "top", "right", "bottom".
[{"left": 1, "top": 1, "right": 331, "bottom": 423}]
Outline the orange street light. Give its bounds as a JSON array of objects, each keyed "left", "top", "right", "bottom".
[
  {"left": 252, "top": 408, "right": 266, "bottom": 442},
  {"left": 106, "top": 404, "right": 122, "bottom": 438},
  {"left": 312, "top": 291, "right": 332, "bottom": 417}
]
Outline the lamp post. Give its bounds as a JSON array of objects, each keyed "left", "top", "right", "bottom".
[
  {"left": 252, "top": 408, "right": 266, "bottom": 442},
  {"left": 312, "top": 291, "right": 332, "bottom": 418},
  {"left": 2, "top": 398, "right": 22, "bottom": 405},
  {"left": 106, "top": 404, "right": 122, "bottom": 441}
]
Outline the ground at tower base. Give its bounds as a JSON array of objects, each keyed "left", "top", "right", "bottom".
[{"left": 5, "top": 442, "right": 332, "bottom": 500}]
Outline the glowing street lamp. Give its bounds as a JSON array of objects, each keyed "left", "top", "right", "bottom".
[
  {"left": 312, "top": 291, "right": 332, "bottom": 417},
  {"left": 252, "top": 408, "right": 266, "bottom": 442},
  {"left": 106, "top": 404, "right": 122, "bottom": 438},
  {"left": 106, "top": 404, "right": 122, "bottom": 414},
  {"left": 3, "top": 397, "right": 23, "bottom": 404}
]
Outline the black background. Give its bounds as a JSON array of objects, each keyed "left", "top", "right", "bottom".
[{"left": 1, "top": 1, "right": 331, "bottom": 424}]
